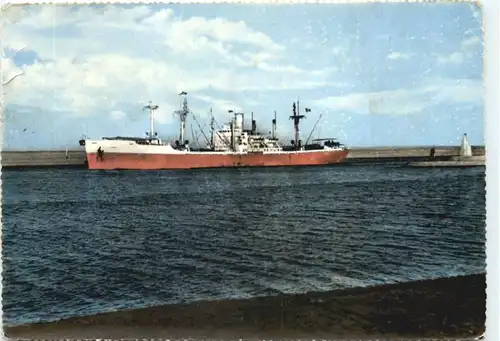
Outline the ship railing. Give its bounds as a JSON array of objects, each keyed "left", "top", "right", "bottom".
[{"left": 248, "top": 147, "right": 283, "bottom": 153}]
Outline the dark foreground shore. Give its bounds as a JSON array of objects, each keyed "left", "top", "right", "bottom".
[{"left": 4, "top": 273, "right": 485, "bottom": 340}]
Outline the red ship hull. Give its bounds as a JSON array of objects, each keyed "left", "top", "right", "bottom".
[{"left": 86, "top": 149, "right": 349, "bottom": 170}]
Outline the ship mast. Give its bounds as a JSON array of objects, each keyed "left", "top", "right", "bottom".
[
  {"left": 290, "top": 102, "right": 305, "bottom": 149},
  {"left": 229, "top": 109, "right": 235, "bottom": 151},
  {"left": 297, "top": 98, "right": 300, "bottom": 119},
  {"left": 143, "top": 101, "right": 159, "bottom": 141},
  {"left": 175, "top": 91, "right": 189, "bottom": 143},
  {"left": 210, "top": 108, "right": 215, "bottom": 150},
  {"left": 272, "top": 110, "right": 277, "bottom": 139}
]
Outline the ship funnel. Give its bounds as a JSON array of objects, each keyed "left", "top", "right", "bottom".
[{"left": 235, "top": 113, "right": 244, "bottom": 131}]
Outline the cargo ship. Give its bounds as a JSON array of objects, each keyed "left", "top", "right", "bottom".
[{"left": 79, "top": 93, "right": 349, "bottom": 170}]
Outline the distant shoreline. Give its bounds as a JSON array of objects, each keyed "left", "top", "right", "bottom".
[{"left": 4, "top": 273, "right": 486, "bottom": 339}]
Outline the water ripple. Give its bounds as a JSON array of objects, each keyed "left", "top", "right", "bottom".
[{"left": 2, "top": 165, "right": 486, "bottom": 326}]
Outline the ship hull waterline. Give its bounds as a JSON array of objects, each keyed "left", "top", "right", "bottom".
[{"left": 86, "top": 149, "right": 350, "bottom": 170}]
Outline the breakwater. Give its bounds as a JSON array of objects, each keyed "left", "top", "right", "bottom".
[
  {"left": 0, "top": 146, "right": 486, "bottom": 168},
  {"left": 1, "top": 150, "right": 87, "bottom": 168}
]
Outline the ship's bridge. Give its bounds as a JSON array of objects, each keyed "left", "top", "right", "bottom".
[
  {"left": 246, "top": 136, "right": 282, "bottom": 152},
  {"left": 308, "top": 138, "right": 345, "bottom": 150}
]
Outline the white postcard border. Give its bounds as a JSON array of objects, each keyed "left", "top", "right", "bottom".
[{"left": 0, "top": 1, "right": 497, "bottom": 341}]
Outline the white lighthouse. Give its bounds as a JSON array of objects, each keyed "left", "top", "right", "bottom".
[{"left": 460, "top": 133, "right": 473, "bottom": 158}]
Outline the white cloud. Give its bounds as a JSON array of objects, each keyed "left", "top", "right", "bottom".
[
  {"left": 436, "top": 34, "right": 482, "bottom": 65},
  {"left": 312, "top": 78, "right": 482, "bottom": 116},
  {"left": 331, "top": 46, "right": 347, "bottom": 56},
  {"left": 1, "top": 58, "right": 24, "bottom": 89},
  {"left": 110, "top": 110, "right": 126, "bottom": 120},
  {"left": 2, "top": 5, "right": 335, "bottom": 123},
  {"left": 166, "top": 16, "right": 284, "bottom": 54},
  {"left": 461, "top": 35, "right": 481, "bottom": 49},
  {"left": 194, "top": 95, "right": 244, "bottom": 114},
  {"left": 313, "top": 89, "right": 427, "bottom": 116},
  {"left": 424, "top": 78, "right": 483, "bottom": 104},
  {"left": 437, "top": 52, "right": 464, "bottom": 65},
  {"left": 387, "top": 52, "right": 411, "bottom": 60}
]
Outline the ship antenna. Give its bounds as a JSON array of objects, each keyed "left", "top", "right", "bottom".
[
  {"left": 290, "top": 101, "right": 306, "bottom": 150},
  {"left": 174, "top": 91, "right": 189, "bottom": 143},
  {"left": 143, "top": 101, "right": 159, "bottom": 141}
]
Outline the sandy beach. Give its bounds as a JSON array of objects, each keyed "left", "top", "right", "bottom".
[{"left": 4, "top": 273, "right": 485, "bottom": 340}]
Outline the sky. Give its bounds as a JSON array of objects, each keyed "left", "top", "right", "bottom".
[{"left": 1, "top": 2, "right": 484, "bottom": 150}]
